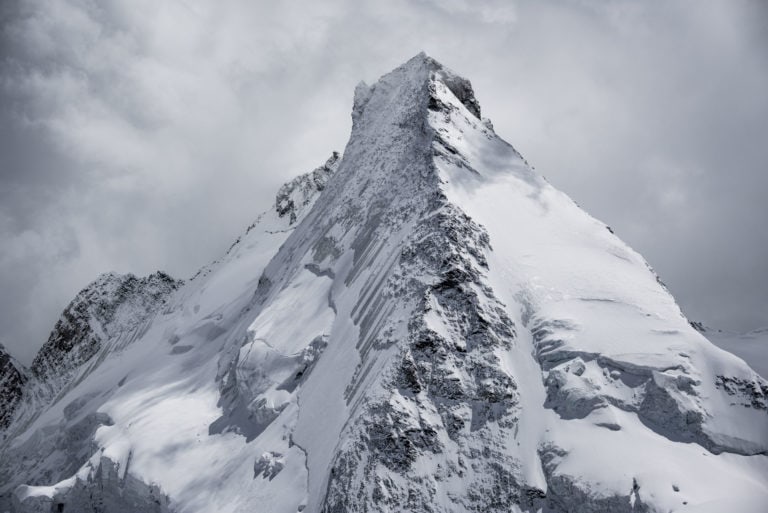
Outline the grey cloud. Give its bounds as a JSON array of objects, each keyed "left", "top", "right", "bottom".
[{"left": 1, "top": 0, "right": 767, "bottom": 362}]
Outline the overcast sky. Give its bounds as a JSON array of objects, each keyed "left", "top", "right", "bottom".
[{"left": 1, "top": 0, "right": 767, "bottom": 364}]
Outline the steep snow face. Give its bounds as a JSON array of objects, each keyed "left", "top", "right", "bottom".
[
  {"left": 2, "top": 54, "right": 767, "bottom": 513},
  {"left": 426, "top": 69, "right": 768, "bottom": 511},
  {"left": 1, "top": 153, "right": 339, "bottom": 513}
]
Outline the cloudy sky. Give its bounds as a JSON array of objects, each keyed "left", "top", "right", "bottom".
[{"left": 1, "top": 0, "right": 767, "bottom": 363}]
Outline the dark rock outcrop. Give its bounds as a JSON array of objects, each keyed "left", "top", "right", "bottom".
[{"left": 0, "top": 345, "right": 26, "bottom": 431}]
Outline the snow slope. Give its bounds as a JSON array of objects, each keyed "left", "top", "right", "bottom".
[
  {"left": 698, "top": 324, "right": 768, "bottom": 379},
  {"left": 1, "top": 54, "right": 766, "bottom": 513}
]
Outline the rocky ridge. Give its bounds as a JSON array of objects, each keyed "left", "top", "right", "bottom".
[
  {"left": 0, "top": 271, "right": 181, "bottom": 510},
  {"left": 0, "top": 345, "right": 26, "bottom": 431},
  {"left": 31, "top": 271, "right": 180, "bottom": 384}
]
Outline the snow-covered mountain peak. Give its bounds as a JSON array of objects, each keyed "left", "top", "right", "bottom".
[
  {"left": 386, "top": 51, "right": 480, "bottom": 115},
  {"left": 351, "top": 51, "right": 482, "bottom": 133},
  {"left": 2, "top": 55, "right": 767, "bottom": 513}
]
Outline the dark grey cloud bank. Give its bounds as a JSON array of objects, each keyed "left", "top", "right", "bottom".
[{"left": 1, "top": 0, "right": 767, "bottom": 363}]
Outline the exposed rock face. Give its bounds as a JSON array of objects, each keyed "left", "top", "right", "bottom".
[
  {"left": 31, "top": 271, "right": 181, "bottom": 386},
  {"left": 0, "top": 345, "right": 26, "bottom": 430},
  {"left": 321, "top": 195, "right": 521, "bottom": 511},
  {"left": 1, "top": 53, "right": 767, "bottom": 513},
  {"left": 276, "top": 152, "right": 340, "bottom": 225}
]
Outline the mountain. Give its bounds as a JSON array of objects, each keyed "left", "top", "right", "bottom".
[{"left": 1, "top": 53, "right": 766, "bottom": 513}]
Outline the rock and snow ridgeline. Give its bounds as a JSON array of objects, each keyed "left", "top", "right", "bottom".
[{"left": 1, "top": 53, "right": 767, "bottom": 513}]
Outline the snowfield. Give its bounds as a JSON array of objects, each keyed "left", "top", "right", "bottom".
[{"left": 1, "top": 54, "right": 766, "bottom": 513}]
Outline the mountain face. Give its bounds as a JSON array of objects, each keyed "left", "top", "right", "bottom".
[
  {"left": 0, "top": 271, "right": 181, "bottom": 507},
  {"left": 1, "top": 53, "right": 767, "bottom": 513},
  {"left": 31, "top": 271, "right": 181, "bottom": 385},
  {"left": 0, "top": 345, "right": 25, "bottom": 430}
]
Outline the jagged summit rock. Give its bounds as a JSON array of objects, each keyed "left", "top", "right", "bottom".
[
  {"left": 1, "top": 54, "right": 767, "bottom": 513},
  {"left": 353, "top": 52, "right": 482, "bottom": 125}
]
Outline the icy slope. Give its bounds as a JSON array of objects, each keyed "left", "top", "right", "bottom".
[{"left": 1, "top": 54, "right": 767, "bottom": 513}]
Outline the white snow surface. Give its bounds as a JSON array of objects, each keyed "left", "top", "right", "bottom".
[
  {"left": 1, "top": 53, "right": 767, "bottom": 513},
  {"left": 705, "top": 326, "right": 768, "bottom": 379}
]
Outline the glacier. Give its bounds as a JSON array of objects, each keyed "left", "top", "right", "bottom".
[{"left": 1, "top": 53, "right": 767, "bottom": 513}]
